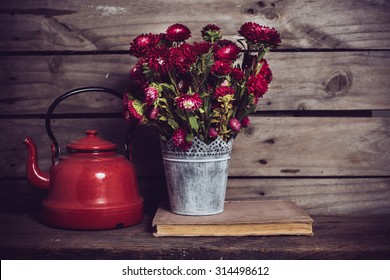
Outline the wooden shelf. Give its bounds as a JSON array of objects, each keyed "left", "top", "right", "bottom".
[{"left": 1, "top": 212, "right": 389, "bottom": 260}]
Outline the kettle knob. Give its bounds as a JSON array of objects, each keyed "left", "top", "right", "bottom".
[{"left": 86, "top": 130, "right": 98, "bottom": 136}]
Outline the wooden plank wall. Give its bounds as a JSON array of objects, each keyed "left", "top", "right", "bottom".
[{"left": 0, "top": 0, "right": 389, "bottom": 215}]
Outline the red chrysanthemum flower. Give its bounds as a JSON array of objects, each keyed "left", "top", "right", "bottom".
[
  {"left": 166, "top": 23, "right": 191, "bottom": 42},
  {"left": 266, "top": 28, "right": 282, "bottom": 48},
  {"left": 144, "top": 86, "right": 159, "bottom": 106},
  {"left": 126, "top": 22, "right": 279, "bottom": 144},
  {"left": 214, "top": 39, "right": 236, "bottom": 48},
  {"left": 211, "top": 61, "right": 232, "bottom": 76},
  {"left": 169, "top": 43, "right": 197, "bottom": 73},
  {"left": 201, "top": 24, "right": 222, "bottom": 42},
  {"left": 229, "top": 118, "right": 241, "bottom": 132},
  {"left": 172, "top": 128, "right": 186, "bottom": 147},
  {"left": 172, "top": 128, "right": 192, "bottom": 150},
  {"left": 230, "top": 68, "right": 245, "bottom": 81},
  {"left": 180, "top": 141, "right": 192, "bottom": 150},
  {"left": 192, "top": 41, "right": 212, "bottom": 56},
  {"left": 241, "top": 116, "right": 251, "bottom": 127},
  {"left": 214, "top": 86, "right": 235, "bottom": 98},
  {"left": 259, "top": 59, "right": 273, "bottom": 83},
  {"left": 130, "top": 33, "right": 160, "bottom": 58},
  {"left": 208, "top": 127, "right": 218, "bottom": 138},
  {"left": 238, "top": 22, "right": 281, "bottom": 48},
  {"left": 175, "top": 93, "right": 203, "bottom": 111},
  {"left": 214, "top": 43, "right": 241, "bottom": 62},
  {"left": 148, "top": 106, "right": 159, "bottom": 120},
  {"left": 130, "top": 60, "right": 147, "bottom": 82},
  {"left": 145, "top": 45, "right": 171, "bottom": 74},
  {"left": 246, "top": 73, "right": 269, "bottom": 98}
]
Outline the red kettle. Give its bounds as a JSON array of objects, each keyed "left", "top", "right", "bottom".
[{"left": 23, "top": 87, "right": 143, "bottom": 230}]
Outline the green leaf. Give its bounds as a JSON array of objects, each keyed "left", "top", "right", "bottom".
[
  {"left": 160, "top": 83, "right": 176, "bottom": 92},
  {"left": 132, "top": 99, "right": 144, "bottom": 115},
  {"left": 159, "top": 116, "right": 168, "bottom": 121},
  {"left": 159, "top": 98, "right": 169, "bottom": 106},
  {"left": 188, "top": 115, "right": 199, "bottom": 131},
  {"left": 167, "top": 118, "right": 179, "bottom": 130},
  {"left": 186, "top": 133, "right": 194, "bottom": 142},
  {"left": 175, "top": 109, "right": 187, "bottom": 121}
]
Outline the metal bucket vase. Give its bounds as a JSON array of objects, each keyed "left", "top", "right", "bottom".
[{"left": 161, "top": 137, "right": 233, "bottom": 216}]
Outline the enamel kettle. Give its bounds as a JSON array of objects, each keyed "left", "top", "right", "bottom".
[{"left": 23, "top": 87, "right": 143, "bottom": 230}]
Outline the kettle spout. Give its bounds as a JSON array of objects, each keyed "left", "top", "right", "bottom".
[{"left": 23, "top": 137, "right": 50, "bottom": 190}]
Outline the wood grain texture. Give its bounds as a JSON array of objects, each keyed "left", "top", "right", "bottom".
[
  {"left": 262, "top": 51, "right": 390, "bottom": 111},
  {"left": 1, "top": 51, "right": 390, "bottom": 114},
  {"left": 1, "top": 0, "right": 389, "bottom": 221},
  {"left": 1, "top": 117, "right": 389, "bottom": 178},
  {"left": 0, "top": 0, "right": 389, "bottom": 51},
  {"left": 1, "top": 178, "right": 389, "bottom": 215},
  {"left": 230, "top": 117, "right": 390, "bottom": 176},
  {"left": 0, "top": 55, "right": 134, "bottom": 114},
  {"left": 227, "top": 178, "right": 390, "bottom": 215},
  {"left": 1, "top": 212, "right": 390, "bottom": 259}
]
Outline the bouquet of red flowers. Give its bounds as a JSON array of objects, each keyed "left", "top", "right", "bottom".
[{"left": 124, "top": 22, "right": 280, "bottom": 150}]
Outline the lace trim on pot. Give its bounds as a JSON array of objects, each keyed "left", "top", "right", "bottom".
[{"left": 161, "top": 137, "right": 233, "bottom": 160}]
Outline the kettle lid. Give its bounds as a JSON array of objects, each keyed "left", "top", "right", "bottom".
[{"left": 66, "top": 130, "right": 116, "bottom": 152}]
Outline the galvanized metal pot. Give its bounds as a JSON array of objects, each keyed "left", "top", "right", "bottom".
[{"left": 161, "top": 137, "right": 233, "bottom": 216}]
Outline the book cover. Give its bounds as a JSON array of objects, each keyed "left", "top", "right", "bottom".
[{"left": 152, "top": 200, "right": 313, "bottom": 237}]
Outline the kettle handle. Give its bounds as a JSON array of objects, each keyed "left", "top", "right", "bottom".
[{"left": 45, "top": 87, "right": 132, "bottom": 162}]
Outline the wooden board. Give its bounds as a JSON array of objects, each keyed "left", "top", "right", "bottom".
[
  {"left": 0, "top": 55, "right": 134, "bottom": 114},
  {"left": 0, "top": 0, "right": 389, "bottom": 51},
  {"left": 1, "top": 117, "right": 389, "bottom": 177},
  {"left": 1, "top": 212, "right": 390, "bottom": 259},
  {"left": 0, "top": 0, "right": 389, "bottom": 221},
  {"left": 1, "top": 178, "right": 390, "bottom": 215},
  {"left": 231, "top": 117, "right": 390, "bottom": 176},
  {"left": 1, "top": 52, "right": 390, "bottom": 114},
  {"left": 226, "top": 178, "right": 390, "bottom": 215}
]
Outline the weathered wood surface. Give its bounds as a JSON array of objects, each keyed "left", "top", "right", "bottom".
[
  {"left": 0, "top": 55, "right": 133, "bottom": 114},
  {"left": 2, "top": 178, "right": 389, "bottom": 215},
  {"left": 227, "top": 178, "right": 390, "bottom": 215},
  {"left": 1, "top": 117, "right": 389, "bottom": 178},
  {"left": 1, "top": 212, "right": 390, "bottom": 260},
  {"left": 0, "top": 0, "right": 389, "bottom": 51},
  {"left": 0, "top": 0, "right": 389, "bottom": 221},
  {"left": 231, "top": 117, "right": 390, "bottom": 177},
  {"left": 1, "top": 51, "right": 390, "bottom": 114}
]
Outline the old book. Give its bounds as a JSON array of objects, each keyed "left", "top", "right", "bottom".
[{"left": 152, "top": 200, "right": 313, "bottom": 237}]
